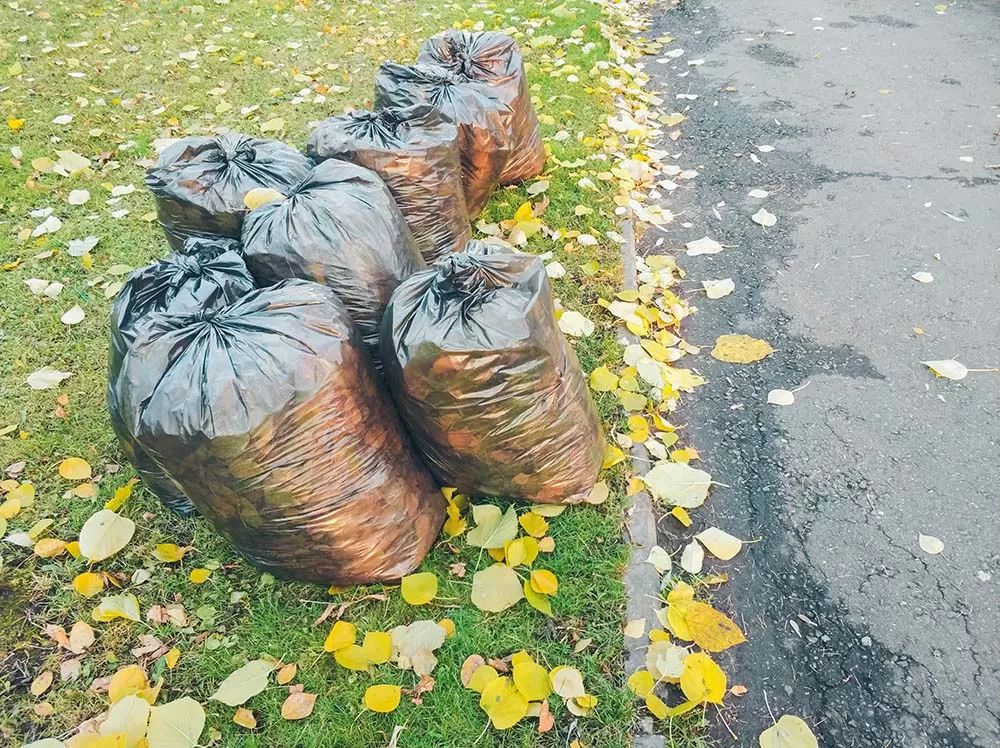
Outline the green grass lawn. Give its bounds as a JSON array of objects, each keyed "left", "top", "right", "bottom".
[{"left": 0, "top": 0, "right": 664, "bottom": 746}]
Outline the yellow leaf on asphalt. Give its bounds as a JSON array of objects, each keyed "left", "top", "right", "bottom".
[
  {"left": 922, "top": 359, "right": 968, "bottom": 381},
  {"left": 59, "top": 457, "right": 92, "bottom": 480},
  {"left": 711, "top": 334, "right": 775, "bottom": 364},
  {"left": 362, "top": 632, "right": 392, "bottom": 664},
  {"left": 671, "top": 506, "right": 693, "bottom": 527},
  {"left": 529, "top": 569, "right": 558, "bottom": 595},
  {"left": 683, "top": 601, "right": 746, "bottom": 652},
  {"left": 643, "top": 462, "right": 711, "bottom": 508},
  {"left": 624, "top": 618, "right": 646, "bottom": 639},
  {"left": 759, "top": 714, "right": 819, "bottom": 748},
  {"left": 512, "top": 660, "right": 551, "bottom": 701},
  {"left": 74, "top": 571, "right": 105, "bottom": 597},
  {"left": 695, "top": 527, "right": 743, "bottom": 560},
  {"left": 519, "top": 512, "right": 548, "bottom": 538},
  {"left": 628, "top": 669, "right": 655, "bottom": 697},
  {"left": 645, "top": 692, "right": 670, "bottom": 719},
  {"left": 323, "top": 620, "right": 356, "bottom": 652},
  {"left": 401, "top": 572, "right": 437, "bottom": 605},
  {"left": 364, "top": 684, "right": 401, "bottom": 713},
  {"left": 679, "top": 652, "right": 726, "bottom": 704}
]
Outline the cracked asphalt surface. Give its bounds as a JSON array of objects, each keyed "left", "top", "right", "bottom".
[{"left": 640, "top": 1, "right": 1000, "bottom": 746}]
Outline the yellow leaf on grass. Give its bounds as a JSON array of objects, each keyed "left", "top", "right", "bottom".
[
  {"left": 467, "top": 664, "right": 500, "bottom": 693},
  {"left": 679, "top": 652, "right": 726, "bottom": 704},
  {"left": 74, "top": 571, "right": 105, "bottom": 597},
  {"left": 443, "top": 501, "right": 467, "bottom": 537},
  {"left": 109, "top": 665, "right": 149, "bottom": 704},
  {"left": 683, "top": 601, "right": 746, "bottom": 652},
  {"left": 334, "top": 645, "right": 369, "bottom": 671},
  {"left": 146, "top": 696, "right": 205, "bottom": 747},
  {"left": 519, "top": 512, "right": 548, "bottom": 538},
  {"left": 602, "top": 445, "right": 627, "bottom": 470},
  {"left": 589, "top": 366, "right": 619, "bottom": 392},
  {"left": 466, "top": 504, "right": 518, "bottom": 549},
  {"left": 711, "top": 334, "right": 775, "bottom": 364},
  {"left": 549, "top": 666, "right": 586, "bottom": 699},
  {"left": 529, "top": 570, "right": 558, "bottom": 595},
  {"left": 471, "top": 564, "right": 524, "bottom": 613},
  {"left": 505, "top": 536, "right": 539, "bottom": 567},
  {"left": 210, "top": 660, "right": 271, "bottom": 707},
  {"left": 73, "top": 482, "right": 97, "bottom": 498},
  {"left": 512, "top": 660, "right": 551, "bottom": 701},
  {"left": 233, "top": 707, "right": 257, "bottom": 729},
  {"left": 188, "top": 568, "right": 211, "bottom": 584},
  {"left": 104, "top": 479, "right": 137, "bottom": 511},
  {"left": 323, "top": 621, "right": 356, "bottom": 652},
  {"left": 523, "top": 580, "right": 552, "bottom": 616},
  {"left": 165, "top": 648, "right": 181, "bottom": 669},
  {"left": 275, "top": 663, "right": 296, "bottom": 684},
  {"left": 281, "top": 691, "right": 316, "bottom": 720},
  {"left": 78, "top": 510, "right": 136, "bottom": 562},
  {"left": 538, "top": 536, "right": 555, "bottom": 553},
  {"left": 480, "top": 676, "right": 529, "bottom": 729},
  {"left": 101, "top": 694, "right": 151, "bottom": 745},
  {"left": 30, "top": 670, "right": 53, "bottom": 696},
  {"left": 364, "top": 684, "right": 401, "bottom": 713},
  {"left": 34, "top": 538, "right": 67, "bottom": 558},
  {"left": 362, "top": 632, "right": 392, "bottom": 664},
  {"left": 66, "top": 540, "right": 81, "bottom": 558},
  {"left": 153, "top": 544, "right": 186, "bottom": 563},
  {"left": 401, "top": 572, "right": 437, "bottom": 605},
  {"left": 59, "top": 457, "right": 92, "bottom": 480},
  {"left": 759, "top": 715, "right": 819, "bottom": 748},
  {"left": 92, "top": 593, "right": 140, "bottom": 623},
  {"left": 438, "top": 618, "right": 456, "bottom": 637}
]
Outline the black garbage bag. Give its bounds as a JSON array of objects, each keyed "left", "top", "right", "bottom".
[
  {"left": 241, "top": 159, "right": 424, "bottom": 363},
  {"left": 117, "top": 280, "right": 446, "bottom": 584},
  {"left": 145, "top": 134, "right": 313, "bottom": 251},
  {"left": 306, "top": 105, "right": 470, "bottom": 264},
  {"left": 108, "top": 243, "right": 257, "bottom": 515},
  {"left": 375, "top": 62, "right": 510, "bottom": 217},
  {"left": 417, "top": 31, "right": 545, "bottom": 185},
  {"left": 178, "top": 235, "right": 244, "bottom": 259},
  {"left": 380, "top": 240, "right": 604, "bottom": 504}
]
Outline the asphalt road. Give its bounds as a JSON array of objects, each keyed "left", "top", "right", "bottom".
[{"left": 641, "top": 1, "right": 1000, "bottom": 746}]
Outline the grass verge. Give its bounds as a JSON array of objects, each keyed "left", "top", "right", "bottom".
[{"left": 0, "top": 0, "right": 665, "bottom": 746}]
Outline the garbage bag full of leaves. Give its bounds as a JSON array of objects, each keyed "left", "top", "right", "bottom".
[
  {"left": 381, "top": 241, "right": 604, "bottom": 504},
  {"left": 241, "top": 159, "right": 424, "bottom": 363},
  {"left": 306, "top": 105, "right": 470, "bottom": 264},
  {"left": 117, "top": 280, "right": 446, "bottom": 584},
  {"left": 417, "top": 31, "right": 545, "bottom": 185},
  {"left": 108, "top": 242, "right": 257, "bottom": 515},
  {"left": 145, "top": 133, "right": 313, "bottom": 251},
  {"left": 375, "top": 62, "right": 510, "bottom": 217}
]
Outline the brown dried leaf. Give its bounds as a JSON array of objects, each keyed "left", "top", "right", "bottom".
[{"left": 281, "top": 691, "right": 316, "bottom": 720}]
